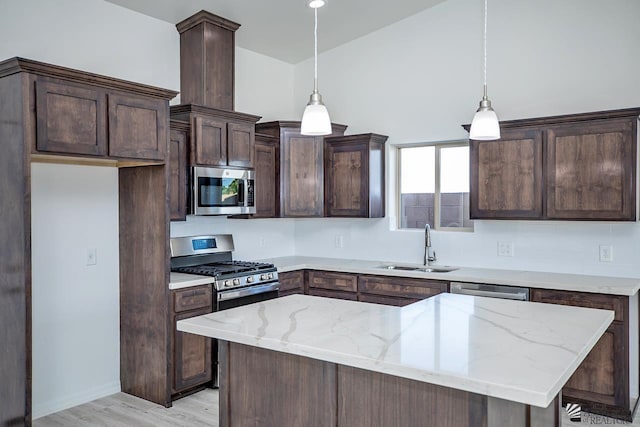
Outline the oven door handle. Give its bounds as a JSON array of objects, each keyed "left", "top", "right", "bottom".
[{"left": 217, "top": 282, "right": 280, "bottom": 302}]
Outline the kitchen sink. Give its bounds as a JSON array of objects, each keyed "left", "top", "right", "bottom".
[{"left": 378, "top": 265, "right": 458, "bottom": 273}]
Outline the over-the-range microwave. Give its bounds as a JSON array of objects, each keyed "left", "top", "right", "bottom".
[{"left": 192, "top": 166, "right": 255, "bottom": 215}]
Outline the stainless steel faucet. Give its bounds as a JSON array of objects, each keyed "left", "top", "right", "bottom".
[{"left": 424, "top": 224, "right": 437, "bottom": 266}]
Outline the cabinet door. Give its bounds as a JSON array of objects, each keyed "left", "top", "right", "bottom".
[
  {"left": 530, "top": 289, "right": 629, "bottom": 415},
  {"left": 325, "top": 141, "right": 368, "bottom": 217},
  {"left": 169, "top": 127, "right": 189, "bottom": 221},
  {"left": 108, "top": 93, "right": 167, "bottom": 160},
  {"left": 173, "top": 307, "right": 213, "bottom": 394},
  {"left": 193, "top": 115, "right": 227, "bottom": 166},
  {"left": 278, "top": 270, "right": 304, "bottom": 296},
  {"left": 254, "top": 136, "right": 279, "bottom": 218},
  {"left": 228, "top": 121, "right": 255, "bottom": 168},
  {"left": 546, "top": 119, "right": 636, "bottom": 220},
  {"left": 281, "top": 130, "right": 323, "bottom": 217},
  {"left": 35, "top": 80, "right": 107, "bottom": 156},
  {"left": 470, "top": 128, "right": 543, "bottom": 219}
]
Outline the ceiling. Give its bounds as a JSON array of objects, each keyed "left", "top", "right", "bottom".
[{"left": 105, "top": 0, "right": 447, "bottom": 64}]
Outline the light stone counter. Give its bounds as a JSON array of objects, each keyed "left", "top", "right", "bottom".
[
  {"left": 258, "top": 256, "right": 640, "bottom": 296},
  {"left": 177, "top": 293, "right": 613, "bottom": 408},
  {"left": 169, "top": 272, "right": 215, "bottom": 290}
]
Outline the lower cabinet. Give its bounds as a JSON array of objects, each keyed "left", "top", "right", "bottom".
[
  {"left": 531, "top": 289, "right": 631, "bottom": 420},
  {"left": 278, "top": 270, "right": 305, "bottom": 297},
  {"left": 358, "top": 275, "right": 448, "bottom": 306},
  {"left": 307, "top": 270, "right": 358, "bottom": 300},
  {"left": 171, "top": 286, "right": 213, "bottom": 397}
]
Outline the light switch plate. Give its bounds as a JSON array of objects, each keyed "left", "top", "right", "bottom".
[{"left": 86, "top": 248, "right": 97, "bottom": 266}]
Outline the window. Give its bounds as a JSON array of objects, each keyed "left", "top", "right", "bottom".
[{"left": 398, "top": 142, "right": 473, "bottom": 231}]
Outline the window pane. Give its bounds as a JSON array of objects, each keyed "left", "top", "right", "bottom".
[
  {"left": 439, "top": 146, "right": 472, "bottom": 229},
  {"left": 400, "top": 146, "right": 435, "bottom": 229}
]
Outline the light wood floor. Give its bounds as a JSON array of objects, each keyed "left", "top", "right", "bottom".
[{"left": 35, "top": 389, "right": 639, "bottom": 426}]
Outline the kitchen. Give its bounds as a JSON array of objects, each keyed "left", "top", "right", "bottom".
[{"left": 1, "top": 0, "right": 640, "bottom": 426}]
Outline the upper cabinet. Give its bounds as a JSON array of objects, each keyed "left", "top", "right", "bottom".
[
  {"left": 169, "top": 120, "right": 190, "bottom": 221},
  {"left": 466, "top": 108, "right": 639, "bottom": 221},
  {"left": 171, "top": 105, "right": 260, "bottom": 168},
  {"left": 30, "top": 65, "right": 175, "bottom": 162},
  {"left": 255, "top": 121, "right": 347, "bottom": 218},
  {"left": 324, "top": 133, "right": 388, "bottom": 218},
  {"left": 253, "top": 133, "right": 280, "bottom": 218}
]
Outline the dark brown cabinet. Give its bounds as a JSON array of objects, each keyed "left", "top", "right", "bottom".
[
  {"left": 307, "top": 270, "right": 358, "bottom": 300},
  {"left": 546, "top": 119, "right": 636, "bottom": 220},
  {"left": 171, "top": 286, "right": 214, "bottom": 396},
  {"left": 169, "top": 121, "right": 189, "bottom": 221},
  {"left": 171, "top": 105, "right": 260, "bottom": 168},
  {"left": 530, "top": 288, "right": 631, "bottom": 420},
  {"left": 358, "top": 275, "right": 448, "bottom": 307},
  {"left": 470, "top": 128, "right": 543, "bottom": 219},
  {"left": 324, "top": 133, "right": 387, "bottom": 218},
  {"left": 278, "top": 270, "right": 305, "bottom": 297},
  {"left": 35, "top": 78, "right": 169, "bottom": 161},
  {"left": 467, "top": 108, "right": 639, "bottom": 221},
  {"left": 253, "top": 133, "right": 280, "bottom": 218},
  {"left": 255, "top": 121, "right": 347, "bottom": 218}
]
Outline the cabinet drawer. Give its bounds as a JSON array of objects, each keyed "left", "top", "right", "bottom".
[
  {"left": 358, "top": 275, "right": 448, "bottom": 299},
  {"left": 278, "top": 270, "right": 305, "bottom": 292},
  {"left": 531, "top": 289, "right": 626, "bottom": 322},
  {"left": 308, "top": 288, "right": 357, "bottom": 301},
  {"left": 173, "top": 286, "right": 213, "bottom": 313},
  {"left": 308, "top": 271, "right": 357, "bottom": 292}
]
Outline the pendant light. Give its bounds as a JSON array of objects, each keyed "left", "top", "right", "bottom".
[
  {"left": 301, "top": 0, "right": 331, "bottom": 136},
  {"left": 470, "top": 0, "right": 500, "bottom": 140}
]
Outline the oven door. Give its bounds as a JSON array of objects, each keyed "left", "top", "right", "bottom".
[
  {"left": 193, "top": 167, "right": 255, "bottom": 215},
  {"left": 216, "top": 282, "right": 280, "bottom": 311}
]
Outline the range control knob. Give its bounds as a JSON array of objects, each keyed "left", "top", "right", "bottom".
[
  {"left": 260, "top": 274, "right": 267, "bottom": 280},
  {"left": 246, "top": 276, "right": 254, "bottom": 283},
  {"left": 268, "top": 273, "right": 274, "bottom": 279},
  {"left": 223, "top": 280, "right": 231, "bottom": 288},
  {"left": 233, "top": 278, "right": 241, "bottom": 286}
]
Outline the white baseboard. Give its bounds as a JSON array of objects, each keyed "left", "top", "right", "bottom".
[{"left": 32, "top": 381, "right": 121, "bottom": 420}]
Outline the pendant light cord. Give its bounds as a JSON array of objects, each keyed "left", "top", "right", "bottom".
[
  {"left": 483, "top": 0, "right": 488, "bottom": 97},
  {"left": 314, "top": 7, "right": 318, "bottom": 92}
]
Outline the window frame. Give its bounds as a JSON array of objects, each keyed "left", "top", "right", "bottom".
[{"left": 396, "top": 140, "right": 473, "bottom": 232}]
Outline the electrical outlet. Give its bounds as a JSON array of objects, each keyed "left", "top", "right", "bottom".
[
  {"left": 258, "top": 237, "right": 266, "bottom": 248},
  {"left": 86, "top": 248, "right": 97, "bottom": 266},
  {"left": 599, "top": 245, "right": 613, "bottom": 262},
  {"left": 334, "top": 235, "right": 344, "bottom": 249},
  {"left": 497, "top": 242, "right": 514, "bottom": 257}
]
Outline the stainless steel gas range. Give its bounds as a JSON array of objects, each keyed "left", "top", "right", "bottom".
[
  {"left": 170, "top": 234, "right": 279, "bottom": 311},
  {"left": 170, "top": 234, "right": 279, "bottom": 387}
]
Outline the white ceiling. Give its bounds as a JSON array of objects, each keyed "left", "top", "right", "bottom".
[{"left": 105, "top": 0, "right": 446, "bottom": 64}]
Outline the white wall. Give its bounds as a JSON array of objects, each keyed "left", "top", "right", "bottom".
[
  {"left": 0, "top": 0, "right": 297, "bottom": 417},
  {"left": 31, "top": 163, "right": 120, "bottom": 418},
  {"left": 293, "top": 0, "right": 640, "bottom": 278}
]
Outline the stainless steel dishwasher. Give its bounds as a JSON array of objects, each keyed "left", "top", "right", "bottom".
[{"left": 450, "top": 282, "right": 530, "bottom": 301}]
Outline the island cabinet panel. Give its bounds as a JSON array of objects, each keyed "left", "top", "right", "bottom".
[
  {"left": 220, "top": 342, "right": 337, "bottom": 427},
  {"left": 530, "top": 289, "right": 630, "bottom": 419},
  {"left": 324, "top": 133, "right": 387, "bottom": 218},
  {"left": 358, "top": 275, "right": 448, "bottom": 307},
  {"left": 338, "top": 365, "right": 487, "bottom": 427},
  {"left": 171, "top": 286, "right": 213, "bottom": 396},
  {"left": 35, "top": 79, "right": 107, "bottom": 156},
  {"left": 278, "top": 270, "right": 305, "bottom": 297},
  {"left": 466, "top": 108, "right": 640, "bottom": 221},
  {"left": 169, "top": 121, "right": 189, "bottom": 221},
  {"left": 470, "top": 128, "right": 543, "bottom": 219},
  {"left": 545, "top": 119, "right": 636, "bottom": 220},
  {"left": 253, "top": 133, "right": 279, "bottom": 218}
]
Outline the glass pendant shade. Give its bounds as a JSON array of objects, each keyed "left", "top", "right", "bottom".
[
  {"left": 301, "top": 95, "right": 331, "bottom": 135},
  {"left": 470, "top": 96, "right": 500, "bottom": 140}
]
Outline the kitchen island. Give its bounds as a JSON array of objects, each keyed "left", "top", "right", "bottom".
[{"left": 178, "top": 293, "right": 613, "bottom": 426}]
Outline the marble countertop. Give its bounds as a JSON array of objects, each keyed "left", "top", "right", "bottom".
[
  {"left": 169, "top": 272, "right": 215, "bottom": 290},
  {"left": 257, "top": 256, "right": 640, "bottom": 296},
  {"left": 177, "top": 293, "right": 613, "bottom": 407}
]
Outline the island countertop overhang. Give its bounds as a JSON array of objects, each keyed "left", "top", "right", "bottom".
[{"left": 177, "top": 293, "right": 613, "bottom": 408}]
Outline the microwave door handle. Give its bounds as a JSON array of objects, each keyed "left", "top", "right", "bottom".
[{"left": 237, "top": 180, "right": 245, "bottom": 205}]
